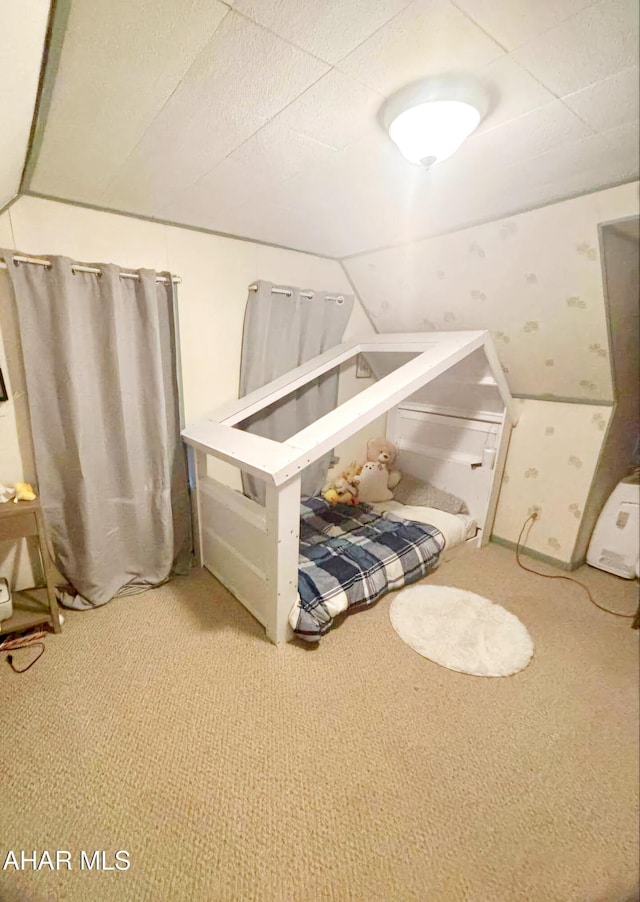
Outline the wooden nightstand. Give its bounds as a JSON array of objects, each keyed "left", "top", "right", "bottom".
[{"left": 0, "top": 499, "right": 62, "bottom": 636}]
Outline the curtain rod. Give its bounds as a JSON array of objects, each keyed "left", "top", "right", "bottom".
[
  {"left": 0, "top": 255, "right": 181, "bottom": 284},
  {"left": 248, "top": 283, "right": 345, "bottom": 304}
]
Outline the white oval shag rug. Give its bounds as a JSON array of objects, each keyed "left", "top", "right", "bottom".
[{"left": 389, "top": 585, "right": 534, "bottom": 677}]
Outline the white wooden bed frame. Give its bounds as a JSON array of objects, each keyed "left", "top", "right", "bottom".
[{"left": 182, "top": 331, "right": 517, "bottom": 645}]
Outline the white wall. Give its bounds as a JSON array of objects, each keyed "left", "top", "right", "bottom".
[{"left": 0, "top": 196, "right": 375, "bottom": 586}]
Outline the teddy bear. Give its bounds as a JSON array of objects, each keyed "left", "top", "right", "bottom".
[
  {"left": 366, "top": 437, "right": 401, "bottom": 490},
  {"left": 351, "top": 462, "right": 394, "bottom": 503}
]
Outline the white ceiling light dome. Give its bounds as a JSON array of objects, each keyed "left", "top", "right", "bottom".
[{"left": 382, "top": 75, "right": 488, "bottom": 169}]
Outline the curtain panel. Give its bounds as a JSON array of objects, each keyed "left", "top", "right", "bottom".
[
  {"left": 238, "top": 281, "right": 353, "bottom": 504},
  {"left": 3, "top": 252, "right": 191, "bottom": 609}
]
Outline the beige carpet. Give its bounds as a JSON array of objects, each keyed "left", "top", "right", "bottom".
[{"left": 0, "top": 543, "right": 638, "bottom": 902}]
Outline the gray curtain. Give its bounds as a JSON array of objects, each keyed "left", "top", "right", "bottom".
[
  {"left": 4, "top": 253, "right": 191, "bottom": 609},
  {"left": 239, "top": 281, "right": 353, "bottom": 503}
]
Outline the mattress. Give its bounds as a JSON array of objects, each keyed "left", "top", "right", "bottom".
[
  {"left": 370, "top": 501, "right": 477, "bottom": 548},
  {"left": 290, "top": 497, "right": 445, "bottom": 641}
]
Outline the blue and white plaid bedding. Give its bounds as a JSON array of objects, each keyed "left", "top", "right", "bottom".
[{"left": 289, "top": 496, "right": 445, "bottom": 642}]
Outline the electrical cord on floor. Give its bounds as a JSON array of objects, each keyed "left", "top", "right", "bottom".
[
  {"left": 516, "top": 513, "right": 636, "bottom": 620},
  {"left": 5, "top": 642, "right": 45, "bottom": 673}
]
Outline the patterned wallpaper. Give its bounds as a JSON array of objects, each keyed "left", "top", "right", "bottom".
[
  {"left": 493, "top": 399, "right": 612, "bottom": 564},
  {"left": 344, "top": 182, "right": 639, "bottom": 402},
  {"left": 343, "top": 183, "right": 639, "bottom": 564}
]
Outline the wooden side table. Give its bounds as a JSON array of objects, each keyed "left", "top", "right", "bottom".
[{"left": 0, "top": 499, "right": 62, "bottom": 636}]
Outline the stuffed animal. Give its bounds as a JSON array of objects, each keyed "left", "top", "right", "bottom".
[
  {"left": 321, "top": 475, "right": 357, "bottom": 505},
  {"left": 321, "top": 461, "right": 362, "bottom": 505},
  {"left": 351, "top": 462, "right": 394, "bottom": 503},
  {"left": 13, "top": 482, "right": 37, "bottom": 502},
  {"left": 366, "top": 437, "right": 401, "bottom": 490}
]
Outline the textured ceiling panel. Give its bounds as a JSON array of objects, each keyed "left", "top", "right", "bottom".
[
  {"left": 453, "top": 102, "right": 594, "bottom": 172},
  {"left": 234, "top": 0, "right": 412, "bottom": 64},
  {"left": 99, "top": 11, "right": 328, "bottom": 214},
  {"left": 375, "top": 125, "right": 640, "bottom": 257},
  {"left": 451, "top": 0, "right": 595, "bottom": 51},
  {"left": 226, "top": 121, "right": 337, "bottom": 184},
  {"left": 273, "top": 69, "right": 383, "bottom": 151},
  {"left": 161, "top": 124, "right": 337, "bottom": 229},
  {"left": 512, "top": 0, "right": 639, "bottom": 96},
  {"left": 336, "top": 0, "right": 505, "bottom": 95},
  {"left": 562, "top": 67, "right": 640, "bottom": 134},
  {"left": 30, "top": 0, "right": 229, "bottom": 200},
  {"left": 473, "top": 57, "right": 557, "bottom": 133},
  {"left": 158, "top": 157, "right": 273, "bottom": 232},
  {"left": 0, "top": 0, "right": 50, "bottom": 209},
  {"left": 25, "top": 0, "right": 640, "bottom": 257}
]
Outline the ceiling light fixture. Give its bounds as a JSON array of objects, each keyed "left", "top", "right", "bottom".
[{"left": 382, "top": 75, "right": 488, "bottom": 169}]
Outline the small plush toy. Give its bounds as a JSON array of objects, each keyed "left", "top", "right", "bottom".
[
  {"left": 366, "top": 437, "right": 401, "bottom": 489},
  {"left": 13, "top": 482, "right": 37, "bottom": 502},
  {"left": 321, "top": 475, "right": 357, "bottom": 505},
  {"left": 351, "top": 462, "right": 394, "bottom": 503},
  {"left": 321, "top": 461, "right": 362, "bottom": 505}
]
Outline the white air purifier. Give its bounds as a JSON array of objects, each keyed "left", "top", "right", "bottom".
[
  {"left": 0, "top": 577, "right": 12, "bottom": 622},
  {"left": 587, "top": 475, "right": 640, "bottom": 579}
]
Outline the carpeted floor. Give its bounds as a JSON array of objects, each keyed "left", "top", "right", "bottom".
[{"left": 0, "top": 543, "right": 638, "bottom": 902}]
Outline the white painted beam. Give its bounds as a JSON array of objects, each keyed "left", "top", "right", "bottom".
[
  {"left": 215, "top": 342, "right": 360, "bottom": 426},
  {"left": 182, "top": 419, "right": 301, "bottom": 483},
  {"left": 265, "top": 476, "right": 301, "bottom": 645},
  {"left": 272, "top": 334, "right": 487, "bottom": 485},
  {"left": 182, "top": 331, "right": 514, "bottom": 485},
  {"left": 481, "top": 334, "right": 519, "bottom": 425}
]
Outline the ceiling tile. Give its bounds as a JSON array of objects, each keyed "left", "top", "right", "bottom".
[
  {"left": 100, "top": 12, "right": 329, "bottom": 213},
  {"left": 512, "top": 0, "right": 640, "bottom": 97},
  {"left": 25, "top": 0, "right": 640, "bottom": 259},
  {"left": 226, "top": 120, "right": 337, "bottom": 183},
  {"left": 274, "top": 69, "right": 383, "bottom": 150},
  {"left": 451, "top": 0, "right": 594, "bottom": 51},
  {"left": 233, "top": 0, "right": 412, "bottom": 64},
  {"left": 337, "top": 0, "right": 505, "bottom": 96},
  {"left": 475, "top": 56, "right": 557, "bottom": 133},
  {"left": 417, "top": 123, "right": 638, "bottom": 241},
  {"left": 210, "top": 199, "right": 337, "bottom": 256},
  {"left": 452, "top": 101, "right": 594, "bottom": 173},
  {"left": 270, "top": 134, "right": 434, "bottom": 254},
  {"left": 511, "top": 122, "right": 640, "bottom": 197},
  {"left": 99, "top": 107, "right": 266, "bottom": 217},
  {"left": 275, "top": 131, "right": 426, "bottom": 213},
  {"left": 562, "top": 67, "right": 640, "bottom": 133},
  {"left": 159, "top": 158, "right": 277, "bottom": 229},
  {"left": 30, "top": 0, "right": 230, "bottom": 200}
]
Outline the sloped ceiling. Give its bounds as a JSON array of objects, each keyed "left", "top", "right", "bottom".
[
  {"left": 21, "top": 0, "right": 640, "bottom": 257},
  {"left": 344, "top": 182, "right": 639, "bottom": 400},
  {"left": 0, "top": 0, "right": 51, "bottom": 209}
]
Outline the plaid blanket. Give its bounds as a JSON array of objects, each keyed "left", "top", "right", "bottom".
[{"left": 290, "top": 496, "right": 445, "bottom": 642}]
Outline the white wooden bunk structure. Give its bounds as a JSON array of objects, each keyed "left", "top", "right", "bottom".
[{"left": 182, "top": 331, "right": 517, "bottom": 645}]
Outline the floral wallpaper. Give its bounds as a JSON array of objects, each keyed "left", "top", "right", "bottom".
[
  {"left": 343, "top": 182, "right": 639, "bottom": 562},
  {"left": 344, "top": 182, "right": 639, "bottom": 402},
  {"left": 493, "top": 399, "right": 612, "bottom": 564}
]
